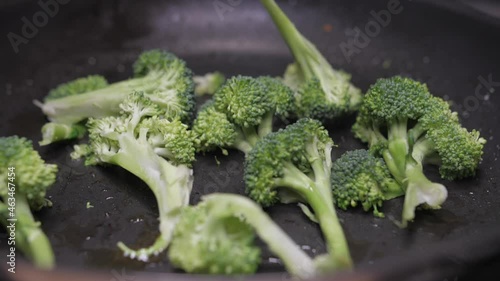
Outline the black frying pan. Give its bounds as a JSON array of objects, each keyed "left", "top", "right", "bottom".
[{"left": 0, "top": 0, "right": 499, "bottom": 280}]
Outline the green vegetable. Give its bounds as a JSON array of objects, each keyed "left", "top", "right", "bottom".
[
  {"left": 352, "top": 76, "right": 486, "bottom": 226},
  {"left": 194, "top": 71, "right": 225, "bottom": 96},
  {"left": 192, "top": 75, "right": 294, "bottom": 155},
  {"left": 169, "top": 193, "right": 317, "bottom": 278},
  {"left": 35, "top": 50, "right": 195, "bottom": 144},
  {"left": 261, "top": 0, "right": 362, "bottom": 120},
  {"left": 0, "top": 136, "right": 57, "bottom": 269},
  {"left": 244, "top": 118, "right": 352, "bottom": 270},
  {"left": 76, "top": 92, "right": 196, "bottom": 261},
  {"left": 39, "top": 123, "right": 86, "bottom": 146},
  {"left": 331, "top": 149, "right": 404, "bottom": 217}
]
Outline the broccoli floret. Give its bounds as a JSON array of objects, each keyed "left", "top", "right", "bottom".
[
  {"left": 194, "top": 71, "right": 226, "bottom": 96},
  {"left": 35, "top": 50, "right": 195, "bottom": 143},
  {"left": 77, "top": 91, "right": 196, "bottom": 261},
  {"left": 244, "top": 118, "right": 352, "bottom": 270},
  {"left": 37, "top": 75, "right": 107, "bottom": 145},
  {"left": 169, "top": 193, "right": 317, "bottom": 278},
  {"left": 0, "top": 136, "right": 57, "bottom": 269},
  {"left": 331, "top": 149, "right": 404, "bottom": 218},
  {"left": 352, "top": 76, "right": 486, "bottom": 226},
  {"left": 261, "top": 0, "right": 362, "bottom": 120},
  {"left": 192, "top": 75, "right": 294, "bottom": 155}
]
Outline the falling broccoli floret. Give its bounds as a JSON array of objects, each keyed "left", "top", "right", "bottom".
[
  {"left": 331, "top": 149, "right": 404, "bottom": 218},
  {"left": 76, "top": 91, "right": 196, "bottom": 261},
  {"left": 261, "top": 0, "right": 362, "bottom": 120},
  {"left": 245, "top": 118, "right": 352, "bottom": 270},
  {"left": 169, "top": 193, "right": 317, "bottom": 278},
  {"left": 0, "top": 136, "right": 57, "bottom": 269},
  {"left": 352, "top": 76, "right": 486, "bottom": 226},
  {"left": 35, "top": 50, "right": 195, "bottom": 144},
  {"left": 192, "top": 75, "right": 294, "bottom": 155},
  {"left": 194, "top": 71, "right": 226, "bottom": 96}
]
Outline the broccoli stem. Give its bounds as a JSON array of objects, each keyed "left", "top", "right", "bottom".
[
  {"left": 384, "top": 120, "right": 410, "bottom": 183},
  {"left": 13, "top": 195, "right": 55, "bottom": 269},
  {"left": 204, "top": 194, "right": 317, "bottom": 279},
  {"left": 109, "top": 133, "right": 192, "bottom": 260},
  {"left": 258, "top": 111, "right": 274, "bottom": 138},
  {"left": 278, "top": 163, "right": 353, "bottom": 270},
  {"left": 260, "top": 0, "right": 313, "bottom": 79},
  {"left": 401, "top": 161, "right": 448, "bottom": 227},
  {"left": 38, "top": 72, "right": 170, "bottom": 124},
  {"left": 39, "top": 123, "right": 86, "bottom": 146},
  {"left": 242, "top": 126, "right": 260, "bottom": 147}
]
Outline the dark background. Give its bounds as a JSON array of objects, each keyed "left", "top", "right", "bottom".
[{"left": 0, "top": 0, "right": 499, "bottom": 280}]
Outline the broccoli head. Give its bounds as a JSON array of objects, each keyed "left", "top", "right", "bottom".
[
  {"left": 245, "top": 118, "right": 352, "bottom": 270},
  {"left": 331, "top": 149, "right": 404, "bottom": 217},
  {"left": 169, "top": 193, "right": 317, "bottom": 278},
  {"left": 35, "top": 50, "right": 195, "bottom": 144},
  {"left": 193, "top": 75, "right": 294, "bottom": 155},
  {"left": 352, "top": 76, "right": 486, "bottom": 226},
  {"left": 76, "top": 91, "right": 196, "bottom": 261},
  {"left": 261, "top": 0, "right": 362, "bottom": 120},
  {"left": 0, "top": 136, "right": 57, "bottom": 269}
]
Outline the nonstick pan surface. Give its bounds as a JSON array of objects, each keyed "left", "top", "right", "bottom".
[{"left": 0, "top": 0, "right": 499, "bottom": 279}]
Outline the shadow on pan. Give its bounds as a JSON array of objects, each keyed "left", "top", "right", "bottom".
[{"left": 0, "top": 0, "right": 499, "bottom": 280}]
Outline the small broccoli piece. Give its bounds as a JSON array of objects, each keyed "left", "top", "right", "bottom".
[
  {"left": 35, "top": 50, "right": 195, "bottom": 143},
  {"left": 193, "top": 75, "right": 294, "bottom": 155},
  {"left": 331, "top": 149, "right": 404, "bottom": 217},
  {"left": 169, "top": 193, "right": 317, "bottom": 278},
  {"left": 352, "top": 76, "right": 486, "bottom": 226},
  {"left": 245, "top": 118, "right": 352, "bottom": 270},
  {"left": 39, "top": 123, "right": 86, "bottom": 146},
  {"left": 194, "top": 71, "right": 226, "bottom": 96},
  {"left": 0, "top": 136, "right": 57, "bottom": 269},
  {"left": 80, "top": 91, "right": 196, "bottom": 261},
  {"left": 37, "top": 75, "right": 107, "bottom": 145},
  {"left": 261, "top": 0, "right": 362, "bottom": 120}
]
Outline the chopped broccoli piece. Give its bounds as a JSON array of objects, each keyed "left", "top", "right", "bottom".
[
  {"left": 193, "top": 75, "right": 294, "bottom": 155},
  {"left": 39, "top": 123, "right": 86, "bottom": 146},
  {"left": 169, "top": 193, "right": 317, "bottom": 278},
  {"left": 261, "top": 0, "right": 362, "bottom": 120},
  {"left": 194, "top": 71, "right": 226, "bottom": 96},
  {"left": 35, "top": 50, "right": 195, "bottom": 144},
  {"left": 245, "top": 118, "right": 352, "bottom": 270},
  {"left": 331, "top": 149, "right": 404, "bottom": 217},
  {"left": 352, "top": 76, "right": 486, "bottom": 226},
  {"left": 0, "top": 136, "right": 57, "bottom": 269},
  {"left": 80, "top": 91, "right": 196, "bottom": 261}
]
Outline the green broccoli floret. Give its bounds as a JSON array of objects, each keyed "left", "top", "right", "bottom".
[
  {"left": 192, "top": 75, "right": 294, "bottom": 155},
  {"left": 76, "top": 91, "right": 196, "bottom": 261},
  {"left": 352, "top": 76, "right": 486, "bottom": 226},
  {"left": 0, "top": 136, "right": 57, "bottom": 269},
  {"left": 169, "top": 193, "right": 317, "bottom": 278},
  {"left": 35, "top": 50, "right": 195, "bottom": 143},
  {"left": 260, "top": 0, "right": 362, "bottom": 120},
  {"left": 37, "top": 75, "right": 107, "bottom": 145},
  {"left": 244, "top": 118, "right": 352, "bottom": 270},
  {"left": 194, "top": 71, "right": 226, "bottom": 96},
  {"left": 331, "top": 149, "right": 404, "bottom": 218}
]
